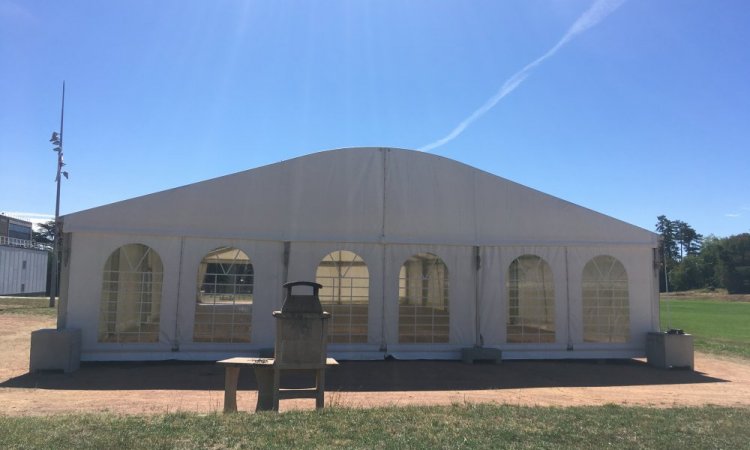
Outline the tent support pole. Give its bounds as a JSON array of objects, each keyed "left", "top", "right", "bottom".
[
  {"left": 474, "top": 246, "right": 481, "bottom": 347},
  {"left": 379, "top": 148, "right": 388, "bottom": 353},
  {"left": 282, "top": 241, "right": 290, "bottom": 284},
  {"left": 565, "top": 247, "right": 572, "bottom": 351},
  {"left": 172, "top": 236, "right": 185, "bottom": 351}
]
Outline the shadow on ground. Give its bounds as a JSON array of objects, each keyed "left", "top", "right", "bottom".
[{"left": 0, "top": 359, "right": 725, "bottom": 392}]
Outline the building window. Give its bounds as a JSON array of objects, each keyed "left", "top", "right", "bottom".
[
  {"left": 22, "top": 260, "right": 27, "bottom": 270},
  {"left": 193, "top": 247, "right": 253, "bottom": 343},
  {"left": 99, "top": 244, "right": 163, "bottom": 343},
  {"left": 316, "top": 250, "right": 369, "bottom": 344},
  {"left": 21, "top": 283, "right": 25, "bottom": 293},
  {"left": 582, "top": 255, "right": 630, "bottom": 343},
  {"left": 507, "top": 255, "right": 555, "bottom": 343},
  {"left": 8, "top": 222, "right": 32, "bottom": 241},
  {"left": 398, "top": 253, "right": 449, "bottom": 344}
]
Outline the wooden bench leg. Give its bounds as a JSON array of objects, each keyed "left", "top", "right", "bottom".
[
  {"left": 315, "top": 368, "right": 325, "bottom": 409},
  {"left": 223, "top": 366, "right": 240, "bottom": 413},
  {"left": 272, "top": 368, "right": 281, "bottom": 412},
  {"left": 254, "top": 366, "right": 274, "bottom": 412}
]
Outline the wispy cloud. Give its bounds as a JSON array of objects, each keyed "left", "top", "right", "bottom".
[
  {"left": 0, "top": 1, "right": 34, "bottom": 22},
  {"left": 725, "top": 205, "right": 750, "bottom": 218},
  {"left": 419, "top": 0, "right": 627, "bottom": 152}
]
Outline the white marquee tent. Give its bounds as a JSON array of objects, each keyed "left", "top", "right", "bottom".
[{"left": 58, "top": 148, "right": 660, "bottom": 361}]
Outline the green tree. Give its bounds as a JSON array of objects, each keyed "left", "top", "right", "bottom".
[
  {"left": 697, "top": 235, "right": 723, "bottom": 289},
  {"left": 674, "top": 220, "right": 703, "bottom": 258},
  {"left": 669, "top": 254, "right": 707, "bottom": 291},
  {"left": 656, "top": 215, "right": 679, "bottom": 292},
  {"left": 32, "top": 220, "right": 55, "bottom": 247},
  {"left": 719, "top": 233, "right": 750, "bottom": 294},
  {"left": 655, "top": 216, "right": 706, "bottom": 292},
  {"left": 656, "top": 215, "right": 678, "bottom": 262}
]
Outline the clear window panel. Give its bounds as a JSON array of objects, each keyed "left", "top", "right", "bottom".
[
  {"left": 193, "top": 247, "right": 254, "bottom": 343},
  {"left": 316, "top": 250, "right": 369, "bottom": 344},
  {"left": 98, "top": 244, "right": 163, "bottom": 343},
  {"left": 582, "top": 255, "right": 630, "bottom": 343},
  {"left": 506, "top": 255, "right": 555, "bottom": 344},
  {"left": 398, "top": 253, "right": 449, "bottom": 344}
]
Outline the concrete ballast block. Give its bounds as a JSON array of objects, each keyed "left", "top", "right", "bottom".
[
  {"left": 646, "top": 332, "right": 694, "bottom": 370},
  {"left": 29, "top": 328, "right": 82, "bottom": 373},
  {"left": 461, "top": 347, "right": 502, "bottom": 364}
]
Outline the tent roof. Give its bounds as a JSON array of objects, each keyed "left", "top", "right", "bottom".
[{"left": 62, "top": 147, "right": 657, "bottom": 246}]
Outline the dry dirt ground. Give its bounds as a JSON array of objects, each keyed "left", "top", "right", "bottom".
[{"left": 2, "top": 314, "right": 750, "bottom": 416}]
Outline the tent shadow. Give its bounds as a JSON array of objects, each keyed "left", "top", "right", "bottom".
[{"left": 0, "top": 358, "right": 726, "bottom": 392}]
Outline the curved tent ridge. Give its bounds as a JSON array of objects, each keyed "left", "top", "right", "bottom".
[{"left": 62, "top": 147, "right": 656, "bottom": 247}]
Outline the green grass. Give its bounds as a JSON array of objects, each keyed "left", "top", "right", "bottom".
[
  {"left": 0, "top": 296, "right": 57, "bottom": 317},
  {"left": 660, "top": 297, "right": 750, "bottom": 359},
  {"left": 1, "top": 404, "right": 749, "bottom": 449}
]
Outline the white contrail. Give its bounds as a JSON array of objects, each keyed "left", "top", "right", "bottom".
[{"left": 419, "top": 0, "right": 626, "bottom": 152}]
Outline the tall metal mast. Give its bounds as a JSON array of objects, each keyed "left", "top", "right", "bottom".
[{"left": 49, "top": 82, "right": 67, "bottom": 310}]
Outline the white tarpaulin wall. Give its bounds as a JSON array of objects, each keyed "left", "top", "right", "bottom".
[
  {"left": 478, "top": 245, "right": 657, "bottom": 359},
  {"left": 59, "top": 148, "right": 659, "bottom": 361}
]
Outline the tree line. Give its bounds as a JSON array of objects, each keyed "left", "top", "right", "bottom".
[{"left": 656, "top": 215, "right": 750, "bottom": 293}]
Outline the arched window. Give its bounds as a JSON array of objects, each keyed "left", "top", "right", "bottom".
[
  {"left": 99, "top": 244, "right": 163, "bottom": 343},
  {"left": 398, "top": 253, "right": 449, "bottom": 344},
  {"left": 582, "top": 255, "right": 630, "bottom": 343},
  {"left": 193, "top": 247, "right": 254, "bottom": 343},
  {"left": 316, "top": 250, "right": 369, "bottom": 344},
  {"left": 507, "top": 255, "right": 555, "bottom": 343}
]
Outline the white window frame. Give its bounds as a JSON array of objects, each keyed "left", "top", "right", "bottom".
[
  {"left": 99, "top": 244, "right": 163, "bottom": 343},
  {"left": 316, "top": 250, "right": 369, "bottom": 344},
  {"left": 507, "top": 254, "right": 555, "bottom": 344},
  {"left": 398, "top": 253, "right": 449, "bottom": 344},
  {"left": 582, "top": 255, "right": 630, "bottom": 343},
  {"left": 193, "top": 247, "right": 254, "bottom": 343}
]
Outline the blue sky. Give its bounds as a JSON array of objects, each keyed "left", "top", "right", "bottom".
[{"left": 1, "top": 0, "right": 748, "bottom": 237}]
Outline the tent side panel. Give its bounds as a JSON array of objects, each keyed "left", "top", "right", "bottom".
[
  {"left": 175, "top": 238, "right": 284, "bottom": 353},
  {"left": 383, "top": 244, "right": 476, "bottom": 353},
  {"left": 286, "top": 241, "right": 385, "bottom": 349},
  {"left": 66, "top": 233, "right": 181, "bottom": 359},
  {"left": 566, "top": 246, "right": 656, "bottom": 355}
]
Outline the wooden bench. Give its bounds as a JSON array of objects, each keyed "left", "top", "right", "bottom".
[{"left": 217, "top": 357, "right": 338, "bottom": 412}]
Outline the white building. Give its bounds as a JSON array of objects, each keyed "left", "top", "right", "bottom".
[
  {"left": 58, "top": 148, "right": 660, "bottom": 361},
  {"left": 0, "top": 214, "right": 48, "bottom": 295}
]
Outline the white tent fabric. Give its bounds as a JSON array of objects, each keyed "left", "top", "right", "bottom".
[
  {"left": 59, "top": 148, "right": 659, "bottom": 361},
  {"left": 63, "top": 148, "right": 656, "bottom": 246}
]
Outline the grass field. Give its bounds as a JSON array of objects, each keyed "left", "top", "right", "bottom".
[
  {"left": 0, "top": 296, "right": 57, "bottom": 317},
  {"left": 660, "top": 297, "right": 750, "bottom": 359},
  {"left": 2, "top": 295, "right": 749, "bottom": 448},
  {"left": 1, "top": 404, "right": 749, "bottom": 449}
]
